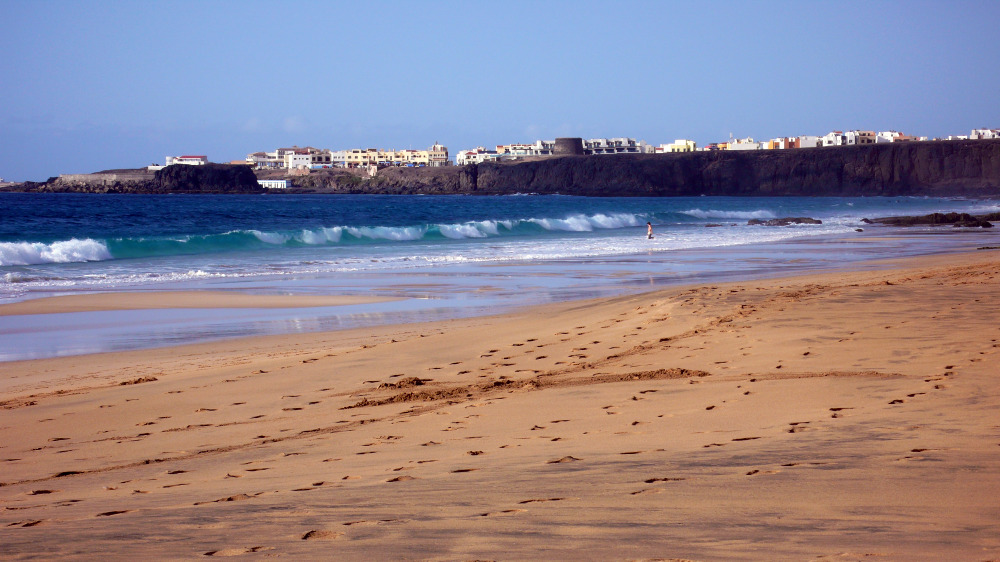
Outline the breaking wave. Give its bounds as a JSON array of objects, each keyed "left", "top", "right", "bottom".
[
  {"left": 0, "top": 238, "right": 112, "bottom": 266},
  {"left": 0, "top": 212, "right": 646, "bottom": 266},
  {"left": 681, "top": 209, "right": 778, "bottom": 220}
]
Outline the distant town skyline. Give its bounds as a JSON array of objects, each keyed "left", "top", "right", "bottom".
[{"left": 2, "top": 0, "right": 999, "bottom": 181}]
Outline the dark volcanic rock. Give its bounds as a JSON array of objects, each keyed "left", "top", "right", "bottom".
[
  {"left": 7, "top": 165, "right": 262, "bottom": 194},
  {"left": 154, "top": 164, "right": 262, "bottom": 193},
  {"left": 6, "top": 139, "right": 1000, "bottom": 196},
  {"left": 868, "top": 212, "right": 994, "bottom": 228},
  {"left": 345, "top": 139, "right": 1000, "bottom": 197}
]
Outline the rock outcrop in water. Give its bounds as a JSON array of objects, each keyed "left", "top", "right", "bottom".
[
  {"left": 12, "top": 164, "right": 263, "bottom": 194},
  {"left": 864, "top": 212, "right": 1000, "bottom": 228},
  {"left": 154, "top": 164, "right": 262, "bottom": 193}
]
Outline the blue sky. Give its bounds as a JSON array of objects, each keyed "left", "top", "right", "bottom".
[{"left": 2, "top": 0, "right": 998, "bottom": 181}]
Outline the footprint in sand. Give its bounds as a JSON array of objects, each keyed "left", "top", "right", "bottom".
[
  {"left": 8, "top": 520, "right": 45, "bottom": 527},
  {"left": 479, "top": 509, "right": 526, "bottom": 517},
  {"left": 301, "top": 530, "right": 343, "bottom": 540},
  {"left": 386, "top": 475, "right": 416, "bottom": 482},
  {"left": 518, "top": 497, "right": 566, "bottom": 504},
  {"left": 342, "top": 519, "right": 400, "bottom": 527},
  {"left": 204, "top": 546, "right": 272, "bottom": 556},
  {"left": 547, "top": 456, "right": 580, "bottom": 464},
  {"left": 95, "top": 510, "right": 132, "bottom": 517}
]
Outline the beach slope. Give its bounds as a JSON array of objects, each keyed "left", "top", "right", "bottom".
[{"left": 1, "top": 252, "right": 999, "bottom": 559}]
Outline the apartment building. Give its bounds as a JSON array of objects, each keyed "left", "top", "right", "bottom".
[
  {"left": 969, "top": 128, "right": 1000, "bottom": 140},
  {"left": 728, "top": 137, "right": 761, "bottom": 151},
  {"left": 584, "top": 137, "right": 651, "bottom": 154},
  {"left": 246, "top": 147, "right": 331, "bottom": 169},
  {"left": 428, "top": 142, "right": 450, "bottom": 167},
  {"left": 456, "top": 147, "right": 502, "bottom": 166},
  {"left": 332, "top": 144, "right": 450, "bottom": 168},
  {"left": 496, "top": 140, "right": 555, "bottom": 158}
]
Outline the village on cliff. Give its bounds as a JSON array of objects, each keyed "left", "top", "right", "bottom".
[
  {"left": 2, "top": 127, "right": 997, "bottom": 192},
  {"left": 153, "top": 127, "right": 1000, "bottom": 190}
]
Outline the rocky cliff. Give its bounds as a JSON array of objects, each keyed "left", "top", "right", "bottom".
[
  {"left": 5, "top": 140, "right": 999, "bottom": 196},
  {"left": 12, "top": 164, "right": 263, "bottom": 194},
  {"left": 278, "top": 140, "right": 1000, "bottom": 197}
]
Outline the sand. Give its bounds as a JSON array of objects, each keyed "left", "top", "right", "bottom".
[
  {"left": 1, "top": 251, "right": 999, "bottom": 560},
  {"left": 0, "top": 291, "right": 396, "bottom": 316}
]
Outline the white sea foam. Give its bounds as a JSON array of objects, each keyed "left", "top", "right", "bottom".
[
  {"left": 682, "top": 209, "right": 778, "bottom": 220},
  {"left": 345, "top": 226, "right": 426, "bottom": 241},
  {"left": 298, "top": 227, "right": 343, "bottom": 244},
  {"left": 530, "top": 213, "right": 640, "bottom": 232},
  {"left": 0, "top": 238, "right": 112, "bottom": 266},
  {"left": 440, "top": 223, "right": 488, "bottom": 239},
  {"left": 250, "top": 230, "right": 290, "bottom": 245}
]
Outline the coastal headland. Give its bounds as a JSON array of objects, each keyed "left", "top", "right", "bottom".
[
  {"left": 6, "top": 139, "right": 1000, "bottom": 196},
  {"left": 1, "top": 250, "right": 998, "bottom": 558}
]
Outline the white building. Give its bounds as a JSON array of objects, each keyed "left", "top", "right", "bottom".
[
  {"left": 496, "top": 140, "right": 555, "bottom": 159},
  {"left": 456, "top": 147, "right": 501, "bottom": 165},
  {"left": 729, "top": 137, "right": 762, "bottom": 151},
  {"left": 258, "top": 179, "right": 289, "bottom": 189},
  {"left": 246, "top": 147, "right": 332, "bottom": 169},
  {"left": 876, "top": 131, "right": 902, "bottom": 143},
  {"left": 655, "top": 139, "right": 697, "bottom": 153},
  {"left": 285, "top": 151, "right": 312, "bottom": 170},
  {"left": 584, "top": 137, "right": 650, "bottom": 154},
  {"left": 166, "top": 155, "right": 208, "bottom": 166},
  {"left": 797, "top": 135, "right": 822, "bottom": 148},
  {"left": 821, "top": 132, "right": 845, "bottom": 147},
  {"left": 970, "top": 128, "right": 1000, "bottom": 140}
]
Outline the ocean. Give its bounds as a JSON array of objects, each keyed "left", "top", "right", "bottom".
[{"left": 2, "top": 192, "right": 999, "bottom": 361}]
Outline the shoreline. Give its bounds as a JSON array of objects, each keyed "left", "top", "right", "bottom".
[
  {"left": 4, "top": 224, "right": 999, "bottom": 363},
  {"left": 0, "top": 291, "right": 397, "bottom": 316},
  {"left": 2, "top": 250, "right": 999, "bottom": 558}
]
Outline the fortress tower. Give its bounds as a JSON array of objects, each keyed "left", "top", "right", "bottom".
[{"left": 554, "top": 137, "right": 585, "bottom": 156}]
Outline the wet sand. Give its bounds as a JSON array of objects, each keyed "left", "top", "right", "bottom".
[
  {"left": 0, "top": 291, "right": 396, "bottom": 316},
  {"left": 1, "top": 251, "right": 999, "bottom": 559}
]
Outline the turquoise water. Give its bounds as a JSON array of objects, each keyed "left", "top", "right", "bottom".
[{"left": 2, "top": 193, "right": 998, "bottom": 360}]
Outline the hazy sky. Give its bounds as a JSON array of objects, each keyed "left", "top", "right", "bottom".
[{"left": 2, "top": 0, "right": 998, "bottom": 181}]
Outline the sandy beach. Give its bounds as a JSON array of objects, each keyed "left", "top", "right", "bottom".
[
  {"left": 0, "top": 291, "right": 397, "bottom": 317},
  {"left": 2, "top": 250, "right": 999, "bottom": 560}
]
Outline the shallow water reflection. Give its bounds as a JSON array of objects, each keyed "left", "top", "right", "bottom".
[{"left": 2, "top": 229, "right": 996, "bottom": 361}]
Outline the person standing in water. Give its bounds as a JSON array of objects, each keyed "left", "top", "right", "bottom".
[{"left": 646, "top": 222, "right": 654, "bottom": 239}]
